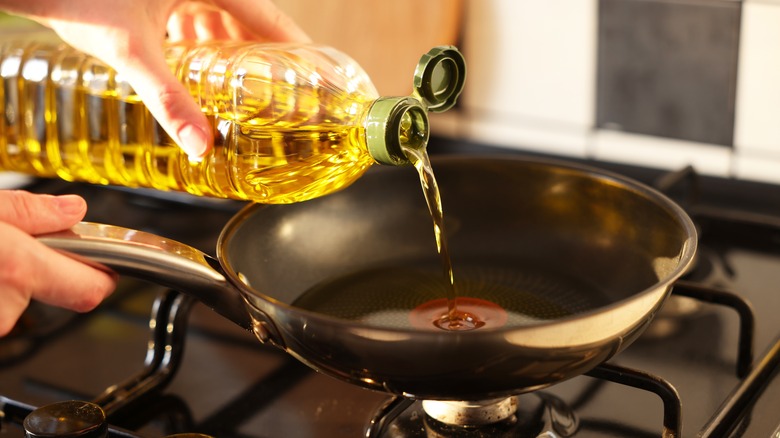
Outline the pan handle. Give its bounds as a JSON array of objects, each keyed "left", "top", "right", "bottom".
[{"left": 37, "top": 222, "right": 254, "bottom": 331}]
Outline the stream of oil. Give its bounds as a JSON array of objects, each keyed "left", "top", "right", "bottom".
[{"left": 400, "top": 144, "right": 497, "bottom": 331}]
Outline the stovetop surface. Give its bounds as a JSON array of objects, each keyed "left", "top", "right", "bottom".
[{"left": 2, "top": 143, "right": 780, "bottom": 437}]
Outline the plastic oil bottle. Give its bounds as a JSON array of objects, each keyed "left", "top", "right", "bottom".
[{"left": 0, "top": 39, "right": 465, "bottom": 203}]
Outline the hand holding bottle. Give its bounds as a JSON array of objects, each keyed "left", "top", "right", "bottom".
[
  {"left": 0, "top": 0, "right": 310, "bottom": 159},
  {"left": 0, "top": 191, "right": 117, "bottom": 336}
]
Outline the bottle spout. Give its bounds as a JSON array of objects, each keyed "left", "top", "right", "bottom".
[
  {"left": 365, "top": 97, "right": 429, "bottom": 166},
  {"left": 364, "top": 46, "right": 466, "bottom": 166}
]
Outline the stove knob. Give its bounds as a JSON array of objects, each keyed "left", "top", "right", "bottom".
[{"left": 23, "top": 401, "right": 107, "bottom": 438}]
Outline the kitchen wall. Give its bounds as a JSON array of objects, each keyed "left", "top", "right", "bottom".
[
  {"left": 432, "top": 0, "right": 780, "bottom": 184},
  {"left": 275, "top": 0, "right": 462, "bottom": 96}
]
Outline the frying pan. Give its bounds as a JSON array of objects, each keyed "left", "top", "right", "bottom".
[{"left": 39, "top": 155, "right": 697, "bottom": 401}]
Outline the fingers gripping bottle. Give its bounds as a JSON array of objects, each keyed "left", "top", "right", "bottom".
[{"left": 0, "top": 40, "right": 465, "bottom": 203}]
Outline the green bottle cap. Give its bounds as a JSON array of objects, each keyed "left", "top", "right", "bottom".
[
  {"left": 365, "top": 97, "right": 429, "bottom": 166},
  {"left": 365, "top": 46, "right": 466, "bottom": 166},
  {"left": 413, "top": 46, "right": 466, "bottom": 112}
]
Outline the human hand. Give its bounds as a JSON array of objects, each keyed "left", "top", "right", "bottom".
[
  {"left": 0, "top": 0, "right": 310, "bottom": 159},
  {"left": 0, "top": 190, "right": 117, "bottom": 336}
]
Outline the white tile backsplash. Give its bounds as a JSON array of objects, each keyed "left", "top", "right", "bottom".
[
  {"left": 592, "top": 130, "right": 732, "bottom": 177},
  {"left": 449, "top": 112, "right": 592, "bottom": 157},
  {"left": 459, "top": 0, "right": 597, "bottom": 157},
  {"left": 734, "top": 152, "right": 780, "bottom": 184},
  {"left": 734, "top": 0, "right": 780, "bottom": 155},
  {"left": 442, "top": 0, "right": 780, "bottom": 184}
]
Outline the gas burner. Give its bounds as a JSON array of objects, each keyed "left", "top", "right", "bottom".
[
  {"left": 370, "top": 393, "right": 578, "bottom": 437},
  {"left": 422, "top": 397, "right": 519, "bottom": 426}
]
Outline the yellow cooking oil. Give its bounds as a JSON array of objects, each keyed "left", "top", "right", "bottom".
[{"left": 0, "top": 40, "right": 470, "bottom": 203}]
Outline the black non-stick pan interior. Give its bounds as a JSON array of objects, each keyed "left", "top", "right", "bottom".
[{"left": 225, "top": 155, "right": 689, "bottom": 329}]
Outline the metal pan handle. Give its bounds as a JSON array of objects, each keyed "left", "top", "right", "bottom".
[{"left": 37, "top": 222, "right": 253, "bottom": 331}]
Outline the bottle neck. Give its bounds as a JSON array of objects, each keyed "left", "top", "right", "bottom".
[{"left": 364, "top": 97, "right": 430, "bottom": 166}]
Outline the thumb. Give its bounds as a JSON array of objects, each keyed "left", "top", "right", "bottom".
[{"left": 0, "top": 191, "right": 87, "bottom": 235}]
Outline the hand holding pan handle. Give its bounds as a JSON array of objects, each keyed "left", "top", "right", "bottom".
[{"left": 38, "top": 222, "right": 254, "bottom": 332}]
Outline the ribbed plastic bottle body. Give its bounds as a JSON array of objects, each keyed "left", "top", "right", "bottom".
[{"left": 0, "top": 40, "right": 381, "bottom": 203}]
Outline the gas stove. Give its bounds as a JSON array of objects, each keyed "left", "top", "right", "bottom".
[{"left": 2, "top": 139, "right": 780, "bottom": 437}]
